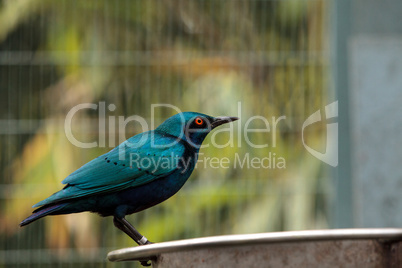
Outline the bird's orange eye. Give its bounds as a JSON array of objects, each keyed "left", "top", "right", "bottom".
[{"left": 195, "top": 118, "right": 203, "bottom": 125}]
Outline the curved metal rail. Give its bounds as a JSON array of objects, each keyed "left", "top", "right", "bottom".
[{"left": 108, "top": 228, "right": 402, "bottom": 262}]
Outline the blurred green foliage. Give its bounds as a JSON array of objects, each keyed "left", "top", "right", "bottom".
[{"left": 0, "top": 0, "right": 330, "bottom": 267}]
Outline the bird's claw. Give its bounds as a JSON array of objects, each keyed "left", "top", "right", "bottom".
[{"left": 140, "top": 260, "right": 152, "bottom": 266}]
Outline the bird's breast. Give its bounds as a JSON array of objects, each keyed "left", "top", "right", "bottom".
[{"left": 118, "top": 150, "right": 197, "bottom": 210}]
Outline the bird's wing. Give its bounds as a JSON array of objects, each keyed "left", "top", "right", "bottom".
[{"left": 33, "top": 133, "right": 186, "bottom": 207}]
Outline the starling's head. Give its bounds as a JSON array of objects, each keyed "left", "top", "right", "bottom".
[{"left": 156, "top": 112, "right": 238, "bottom": 148}]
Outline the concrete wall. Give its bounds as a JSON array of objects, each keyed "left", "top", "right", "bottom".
[{"left": 335, "top": 0, "right": 402, "bottom": 227}]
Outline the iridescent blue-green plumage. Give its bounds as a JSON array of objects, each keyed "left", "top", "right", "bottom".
[{"left": 20, "top": 112, "right": 238, "bottom": 228}]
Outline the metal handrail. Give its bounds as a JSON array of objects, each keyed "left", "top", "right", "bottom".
[{"left": 108, "top": 228, "right": 402, "bottom": 262}]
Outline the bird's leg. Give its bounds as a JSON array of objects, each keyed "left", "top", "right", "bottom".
[
  {"left": 113, "top": 217, "right": 140, "bottom": 242},
  {"left": 113, "top": 216, "right": 152, "bottom": 245},
  {"left": 113, "top": 217, "right": 153, "bottom": 267},
  {"left": 120, "top": 217, "right": 152, "bottom": 245}
]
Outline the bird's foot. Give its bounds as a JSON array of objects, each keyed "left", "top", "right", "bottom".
[
  {"left": 139, "top": 256, "right": 156, "bottom": 267},
  {"left": 144, "top": 238, "right": 153, "bottom": 245},
  {"left": 140, "top": 260, "right": 151, "bottom": 266}
]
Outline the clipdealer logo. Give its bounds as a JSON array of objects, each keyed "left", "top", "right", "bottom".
[
  {"left": 64, "top": 101, "right": 338, "bottom": 168},
  {"left": 302, "top": 101, "right": 338, "bottom": 167}
]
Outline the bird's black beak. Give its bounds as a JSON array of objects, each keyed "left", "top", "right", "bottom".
[{"left": 211, "top": 116, "right": 239, "bottom": 129}]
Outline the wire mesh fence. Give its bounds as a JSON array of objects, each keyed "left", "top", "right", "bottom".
[{"left": 1, "top": 0, "right": 331, "bottom": 267}]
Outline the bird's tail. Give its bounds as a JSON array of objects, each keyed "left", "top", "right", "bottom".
[{"left": 20, "top": 203, "right": 67, "bottom": 227}]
